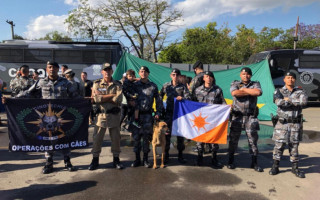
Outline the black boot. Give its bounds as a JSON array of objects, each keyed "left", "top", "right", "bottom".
[
  {"left": 113, "top": 157, "right": 124, "bottom": 170},
  {"left": 211, "top": 151, "right": 223, "bottom": 169},
  {"left": 269, "top": 160, "right": 280, "bottom": 175},
  {"left": 178, "top": 151, "right": 186, "bottom": 164},
  {"left": 42, "top": 157, "right": 53, "bottom": 174},
  {"left": 251, "top": 155, "right": 263, "bottom": 172},
  {"left": 164, "top": 151, "right": 170, "bottom": 164},
  {"left": 227, "top": 153, "right": 235, "bottom": 169},
  {"left": 88, "top": 157, "right": 99, "bottom": 170},
  {"left": 143, "top": 153, "right": 152, "bottom": 168},
  {"left": 131, "top": 152, "right": 141, "bottom": 167},
  {"left": 64, "top": 156, "right": 76, "bottom": 172},
  {"left": 195, "top": 150, "right": 203, "bottom": 166},
  {"left": 292, "top": 162, "right": 305, "bottom": 178}
]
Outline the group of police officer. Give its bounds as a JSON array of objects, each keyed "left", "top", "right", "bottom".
[{"left": 3, "top": 60, "right": 307, "bottom": 178}]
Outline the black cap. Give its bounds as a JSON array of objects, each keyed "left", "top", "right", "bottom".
[
  {"left": 193, "top": 61, "right": 203, "bottom": 69},
  {"left": 47, "top": 61, "right": 59, "bottom": 68},
  {"left": 171, "top": 68, "right": 181, "bottom": 75},
  {"left": 19, "top": 64, "right": 29, "bottom": 69},
  {"left": 61, "top": 64, "right": 68, "bottom": 69},
  {"left": 284, "top": 71, "right": 296, "bottom": 79},
  {"left": 204, "top": 71, "right": 214, "bottom": 78},
  {"left": 102, "top": 62, "right": 112, "bottom": 71},
  {"left": 140, "top": 66, "right": 150, "bottom": 73},
  {"left": 241, "top": 67, "right": 252, "bottom": 75}
]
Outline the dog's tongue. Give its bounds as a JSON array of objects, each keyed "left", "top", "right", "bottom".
[{"left": 165, "top": 132, "right": 170, "bottom": 135}]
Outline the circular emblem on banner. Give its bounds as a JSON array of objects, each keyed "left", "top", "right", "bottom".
[
  {"left": 300, "top": 71, "right": 314, "bottom": 84},
  {"left": 16, "top": 102, "right": 83, "bottom": 141}
]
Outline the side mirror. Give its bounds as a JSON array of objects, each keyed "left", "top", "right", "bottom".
[{"left": 269, "top": 59, "right": 274, "bottom": 67}]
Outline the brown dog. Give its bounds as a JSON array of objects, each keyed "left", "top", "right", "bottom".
[{"left": 152, "top": 121, "right": 168, "bottom": 169}]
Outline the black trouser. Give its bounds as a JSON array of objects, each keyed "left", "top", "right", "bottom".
[{"left": 120, "top": 104, "right": 128, "bottom": 126}]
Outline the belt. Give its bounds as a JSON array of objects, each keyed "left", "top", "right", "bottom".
[
  {"left": 279, "top": 118, "right": 300, "bottom": 124},
  {"left": 233, "top": 111, "right": 253, "bottom": 117}
]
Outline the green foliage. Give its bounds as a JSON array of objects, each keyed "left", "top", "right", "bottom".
[
  {"left": 13, "top": 34, "right": 24, "bottom": 40},
  {"left": 158, "top": 43, "right": 183, "bottom": 63},
  {"left": 38, "top": 31, "right": 73, "bottom": 42},
  {"left": 159, "top": 22, "right": 320, "bottom": 64},
  {"left": 65, "top": 0, "right": 110, "bottom": 42}
]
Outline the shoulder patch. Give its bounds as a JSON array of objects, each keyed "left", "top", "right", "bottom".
[
  {"left": 94, "top": 79, "right": 102, "bottom": 83},
  {"left": 232, "top": 80, "right": 240, "bottom": 84}
]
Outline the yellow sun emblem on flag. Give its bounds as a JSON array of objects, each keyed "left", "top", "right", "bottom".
[
  {"left": 190, "top": 112, "right": 210, "bottom": 132},
  {"left": 27, "top": 103, "right": 73, "bottom": 139}
]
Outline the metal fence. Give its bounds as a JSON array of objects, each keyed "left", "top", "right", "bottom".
[{"left": 157, "top": 63, "right": 243, "bottom": 72}]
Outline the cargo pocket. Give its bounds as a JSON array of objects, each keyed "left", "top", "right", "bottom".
[{"left": 250, "top": 117, "right": 260, "bottom": 131}]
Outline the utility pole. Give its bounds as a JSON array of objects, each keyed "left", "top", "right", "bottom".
[
  {"left": 293, "top": 16, "right": 299, "bottom": 50},
  {"left": 6, "top": 20, "right": 15, "bottom": 39}
]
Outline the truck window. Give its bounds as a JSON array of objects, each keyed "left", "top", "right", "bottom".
[{"left": 300, "top": 55, "right": 320, "bottom": 68}]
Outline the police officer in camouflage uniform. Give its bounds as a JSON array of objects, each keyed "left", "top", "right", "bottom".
[
  {"left": 10, "top": 65, "right": 35, "bottom": 97},
  {"left": 131, "top": 66, "right": 163, "bottom": 168},
  {"left": 88, "top": 63, "right": 124, "bottom": 170},
  {"left": 269, "top": 72, "right": 307, "bottom": 178},
  {"left": 227, "top": 67, "right": 263, "bottom": 172},
  {"left": 64, "top": 69, "right": 85, "bottom": 97},
  {"left": 189, "top": 61, "right": 213, "bottom": 153},
  {"left": 16, "top": 61, "right": 80, "bottom": 174},
  {"left": 189, "top": 61, "right": 205, "bottom": 100},
  {"left": 160, "top": 68, "right": 191, "bottom": 164},
  {"left": 194, "top": 71, "right": 225, "bottom": 168}
]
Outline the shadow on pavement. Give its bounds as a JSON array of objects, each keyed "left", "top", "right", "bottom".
[
  {"left": 0, "top": 181, "right": 97, "bottom": 200},
  {"left": 67, "top": 165, "right": 267, "bottom": 200}
]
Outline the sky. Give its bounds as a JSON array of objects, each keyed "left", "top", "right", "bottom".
[{"left": 0, "top": 0, "right": 320, "bottom": 48}]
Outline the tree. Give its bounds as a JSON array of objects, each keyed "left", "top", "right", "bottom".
[
  {"left": 158, "top": 42, "right": 183, "bottom": 63},
  {"left": 13, "top": 34, "right": 24, "bottom": 40},
  {"left": 281, "top": 23, "right": 320, "bottom": 49},
  {"left": 231, "top": 25, "right": 258, "bottom": 64},
  {"left": 255, "top": 27, "right": 284, "bottom": 52},
  {"left": 65, "top": 0, "right": 110, "bottom": 42},
  {"left": 159, "top": 22, "right": 234, "bottom": 64},
  {"left": 38, "top": 31, "right": 73, "bottom": 42},
  {"left": 101, "top": 0, "right": 182, "bottom": 62},
  {"left": 158, "top": 22, "right": 320, "bottom": 65}
]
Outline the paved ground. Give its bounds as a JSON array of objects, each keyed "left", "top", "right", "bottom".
[{"left": 0, "top": 106, "right": 320, "bottom": 200}]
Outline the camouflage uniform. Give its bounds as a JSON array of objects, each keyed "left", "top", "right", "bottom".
[
  {"left": 17, "top": 76, "right": 80, "bottom": 159},
  {"left": 189, "top": 72, "right": 205, "bottom": 100},
  {"left": 160, "top": 81, "right": 191, "bottom": 158},
  {"left": 195, "top": 84, "right": 226, "bottom": 152},
  {"left": 229, "top": 80, "right": 262, "bottom": 156},
  {"left": 189, "top": 71, "right": 214, "bottom": 152},
  {"left": 91, "top": 78, "right": 123, "bottom": 158},
  {"left": 132, "top": 80, "right": 162, "bottom": 154},
  {"left": 69, "top": 79, "right": 85, "bottom": 98},
  {"left": 10, "top": 76, "right": 35, "bottom": 97},
  {"left": 272, "top": 86, "right": 307, "bottom": 162}
]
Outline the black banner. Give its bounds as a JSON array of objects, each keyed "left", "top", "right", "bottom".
[{"left": 6, "top": 98, "right": 91, "bottom": 152}]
